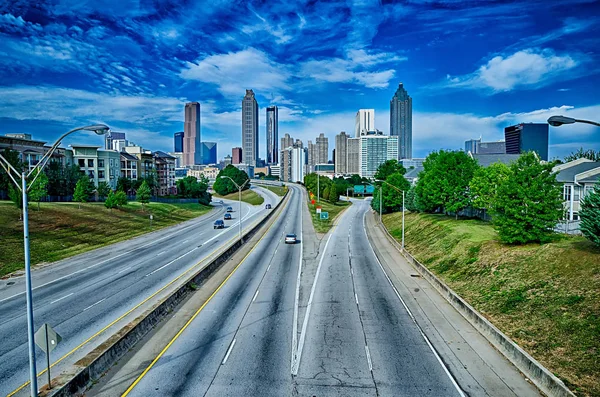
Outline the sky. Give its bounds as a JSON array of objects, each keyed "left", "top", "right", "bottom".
[{"left": 0, "top": 0, "right": 599, "bottom": 162}]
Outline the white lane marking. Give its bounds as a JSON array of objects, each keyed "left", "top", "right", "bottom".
[
  {"left": 362, "top": 212, "right": 466, "bottom": 397},
  {"left": 145, "top": 247, "right": 199, "bottom": 277},
  {"left": 117, "top": 266, "right": 131, "bottom": 274},
  {"left": 182, "top": 239, "right": 189, "bottom": 244},
  {"left": 50, "top": 293, "right": 73, "bottom": 304},
  {"left": 351, "top": 268, "right": 354, "bottom": 276},
  {"left": 365, "top": 345, "right": 373, "bottom": 371},
  {"left": 291, "top": 191, "right": 303, "bottom": 371},
  {"left": 267, "top": 264, "right": 271, "bottom": 272},
  {"left": 355, "top": 293, "right": 359, "bottom": 305},
  {"left": 252, "top": 289, "right": 259, "bottom": 303},
  {"left": 83, "top": 298, "right": 106, "bottom": 312},
  {"left": 222, "top": 339, "right": 236, "bottom": 364},
  {"left": 292, "top": 232, "right": 333, "bottom": 375},
  {"left": 157, "top": 250, "right": 166, "bottom": 256}
]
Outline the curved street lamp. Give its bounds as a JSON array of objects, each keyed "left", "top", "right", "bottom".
[
  {"left": 375, "top": 178, "right": 407, "bottom": 250},
  {"left": 219, "top": 176, "right": 250, "bottom": 242},
  {"left": 0, "top": 124, "right": 109, "bottom": 396},
  {"left": 547, "top": 115, "right": 600, "bottom": 127}
]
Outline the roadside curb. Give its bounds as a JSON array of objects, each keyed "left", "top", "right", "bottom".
[
  {"left": 371, "top": 211, "right": 575, "bottom": 397},
  {"left": 41, "top": 191, "right": 290, "bottom": 397}
]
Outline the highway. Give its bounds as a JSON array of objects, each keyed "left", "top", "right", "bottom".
[
  {"left": 0, "top": 187, "right": 279, "bottom": 396},
  {"left": 122, "top": 190, "right": 463, "bottom": 396}
]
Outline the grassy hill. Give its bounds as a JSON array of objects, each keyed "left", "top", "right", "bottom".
[
  {"left": 213, "top": 189, "right": 264, "bottom": 205},
  {"left": 383, "top": 212, "right": 600, "bottom": 396}
]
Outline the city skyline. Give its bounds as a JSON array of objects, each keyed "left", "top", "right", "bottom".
[{"left": 0, "top": 1, "right": 598, "bottom": 161}]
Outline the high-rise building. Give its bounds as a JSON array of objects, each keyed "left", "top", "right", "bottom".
[
  {"left": 242, "top": 89, "right": 259, "bottom": 166},
  {"left": 390, "top": 83, "right": 412, "bottom": 159},
  {"left": 105, "top": 132, "right": 126, "bottom": 151},
  {"left": 465, "top": 138, "right": 481, "bottom": 154},
  {"left": 355, "top": 109, "right": 375, "bottom": 137},
  {"left": 280, "top": 146, "right": 304, "bottom": 183},
  {"left": 174, "top": 131, "right": 184, "bottom": 153},
  {"left": 347, "top": 138, "right": 360, "bottom": 175},
  {"left": 359, "top": 135, "right": 399, "bottom": 178},
  {"left": 465, "top": 138, "right": 506, "bottom": 155},
  {"left": 232, "top": 147, "right": 242, "bottom": 164},
  {"left": 266, "top": 106, "right": 278, "bottom": 165},
  {"left": 201, "top": 142, "right": 217, "bottom": 165},
  {"left": 504, "top": 123, "right": 549, "bottom": 161},
  {"left": 307, "top": 140, "right": 316, "bottom": 174},
  {"left": 280, "top": 133, "right": 293, "bottom": 150},
  {"left": 335, "top": 131, "right": 348, "bottom": 174},
  {"left": 316, "top": 133, "right": 328, "bottom": 164},
  {"left": 183, "top": 102, "right": 201, "bottom": 166}
]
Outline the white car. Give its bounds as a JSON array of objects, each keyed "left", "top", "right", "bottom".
[{"left": 285, "top": 234, "right": 297, "bottom": 244}]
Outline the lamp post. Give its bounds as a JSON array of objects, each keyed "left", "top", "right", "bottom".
[
  {"left": 547, "top": 115, "right": 600, "bottom": 127},
  {"left": 220, "top": 176, "right": 250, "bottom": 242},
  {"left": 376, "top": 179, "right": 407, "bottom": 250},
  {"left": 0, "top": 124, "right": 110, "bottom": 396}
]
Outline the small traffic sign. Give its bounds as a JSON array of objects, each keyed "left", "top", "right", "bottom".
[
  {"left": 320, "top": 211, "right": 329, "bottom": 220},
  {"left": 35, "top": 324, "right": 61, "bottom": 353},
  {"left": 316, "top": 206, "right": 322, "bottom": 214}
]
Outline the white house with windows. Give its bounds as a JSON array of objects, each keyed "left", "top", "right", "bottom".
[
  {"left": 553, "top": 158, "right": 600, "bottom": 221},
  {"left": 71, "top": 145, "right": 121, "bottom": 190}
]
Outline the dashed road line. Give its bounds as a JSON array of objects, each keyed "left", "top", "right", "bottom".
[
  {"left": 83, "top": 298, "right": 106, "bottom": 312},
  {"left": 222, "top": 339, "right": 236, "bottom": 364},
  {"left": 50, "top": 293, "right": 73, "bottom": 304}
]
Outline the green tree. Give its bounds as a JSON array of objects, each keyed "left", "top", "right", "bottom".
[
  {"left": 0, "top": 149, "right": 23, "bottom": 195},
  {"left": 415, "top": 150, "right": 479, "bottom": 218},
  {"left": 303, "top": 173, "right": 331, "bottom": 200},
  {"left": 371, "top": 173, "right": 411, "bottom": 214},
  {"left": 469, "top": 162, "right": 511, "bottom": 211},
  {"left": 28, "top": 170, "right": 49, "bottom": 210},
  {"left": 328, "top": 183, "right": 340, "bottom": 204},
  {"left": 73, "top": 176, "right": 93, "bottom": 208},
  {"left": 104, "top": 190, "right": 117, "bottom": 211},
  {"left": 322, "top": 186, "right": 330, "bottom": 201},
  {"left": 117, "top": 176, "right": 133, "bottom": 193},
  {"left": 564, "top": 148, "right": 600, "bottom": 162},
  {"left": 494, "top": 152, "right": 564, "bottom": 244},
  {"left": 405, "top": 185, "right": 419, "bottom": 212},
  {"left": 374, "top": 159, "right": 406, "bottom": 181},
  {"left": 97, "top": 181, "right": 111, "bottom": 200},
  {"left": 579, "top": 184, "right": 600, "bottom": 246},
  {"left": 176, "top": 175, "right": 211, "bottom": 205},
  {"left": 136, "top": 180, "right": 151, "bottom": 210},
  {"left": 213, "top": 165, "right": 250, "bottom": 196},
  {"left": 114, "top": 190, "right": 128, "bottom": 207}
]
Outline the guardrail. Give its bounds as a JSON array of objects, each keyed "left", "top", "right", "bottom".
[
  {"left": 372, "top": 211, "right": 575, "bottom": 397},
  {"left": 43, "top": 190, "right": 291, "bottom": 397}
]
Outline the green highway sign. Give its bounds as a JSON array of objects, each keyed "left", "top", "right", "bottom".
[{"left": 320, "top": 212, "right": 329, "bottom": 220}]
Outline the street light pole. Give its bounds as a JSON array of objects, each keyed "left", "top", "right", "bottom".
[
  {"left": 220, "top": 176, "right": 249, "bottom": 242},
  {"left": 402, "top": 190, "right": 405, "bottom": 250},
  {"left": 548, "top": 115, "right": 600, "bottom": 127},
  {"left": 379, "top": 185, "right": 382, "bottom": 223},
  {"left": 0, "top": 124, "right": 109, "bottom": 397}
]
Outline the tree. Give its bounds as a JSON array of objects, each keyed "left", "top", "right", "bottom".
[
  {"left": 45, "top": 162, "right": 83, "bottom": 197},
  {"left": 328, "top": 183, "right": 340, "bottom": 204},
  {"left": 564, "top": 148, "right": 600, "bottom": 162},
  {"left": 405, "top": 185, "right": 419, "bottom": 212},
  {"left": 374, "top": 159, "right": 406, "bottom": 181},
  {"left": 494, "top": 152, "right": 564, "bottom": 244},
  {"left": 117, "top": 177, "right": 133, "bottom": 193},
  {"left": 114, "top": 190, "right": 128, "bottom": 207},
  {"left": 371, "top": 172, "right": 411, "bottom": 214},
  {"left": 415, "top": 150, "right": 479, "bottom": 217},
  {"left": 97, "top": 181, "right": 111, "bottom": 200},
  {"left": 322, "top": 186, "right": 330, "bottom": 201},
  {"left": 579, "top": 184, "right": 600, "bottom": 246},
  {"left": 0, "top": 149, "right": 23, "bottom": 195},
  {"left": 136, "top": 180, "right": 151, "bottom": 210},
  {"left": 104, "top": 190, "right": 118, "bottom": 211},
  {"left": 28, "top": 170, "right": 48, "bottom": 210},
  {"left": 303, "top": 173, "right": 331, "bottom": 200},
  {"left": 469, "top": 163, "right": 511, "bottom": 211},
  {"left": 256, "top": 172, "right": 266, "bottom": 179},
  {"left": 176, "top": 175, "right": 211, "bottom": 205},
  {"left": 73, "top": 176, "right": 93, "bottom": 208},
  {"left": 213, "top": 165, "right": 250, "bottom": 196}
]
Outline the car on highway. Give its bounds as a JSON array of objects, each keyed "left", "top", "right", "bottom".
[
  {"left": 224, "top": 213, "right": 232, "bottom": 220},
  {"left": 214, "top": 219, "right": 225, "bottom": 229},
  {"left": 226, "top": 206, "right": 233, "bottom": 212},
  {"left": 265, "top": 203, "right": 272, "bottom": 209},
  {"left": 285, "top": 234, "right": 297, "bottom": 244}
]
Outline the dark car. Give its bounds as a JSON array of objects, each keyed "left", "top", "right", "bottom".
[
  {"left": 224, "top": 213, "right": 232, "bottom": 220},
  {"left": 226, "top": 206, "right": 233, "bottom": 212},
  {"left": 265, "top": 204, "right": 272, "bottom": 209},
  {"left": 214, "top": 219, "right": 225, "bottom": 229}
]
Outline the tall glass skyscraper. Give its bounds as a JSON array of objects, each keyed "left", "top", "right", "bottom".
[
  {"left": 184, "top": 102, "right": 201, "bottom": 165},
  {"left": 174, "top": 131, "right": 184, "bottom": 153},
  {"left": 390, "top": 83, "right": 412, "bottom": 159},
  {"left": 201, "top": 142, "right": 217, "bottom": 165},
  {"left": 242, "top": 89, "right": 259, "bottom": 167},
  {"left": 266, "top": 106, "right": 278, "bottom": 165}
]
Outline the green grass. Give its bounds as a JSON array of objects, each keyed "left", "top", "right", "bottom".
[
  {"left": 0, "top": 201, "right": 212, "bottom": 278},
  {"left": 306, "top": 197, "right": 351, "bottom": 234},
  {"left": 213, "top": 189, "right": 264, "bottom": 206},
  {"left": 383, "top": 212, "right": 600, "bottom": 397},
  {"left": 262, "top": 185, "right": 287, "bottom": 197}
]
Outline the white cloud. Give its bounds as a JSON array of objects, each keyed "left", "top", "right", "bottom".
[
  {"left": 443, "top": 49, "right": 580, "bottom": 92},
  {"left": 180, "top": 48, "right": 290, "bottom": 97}
]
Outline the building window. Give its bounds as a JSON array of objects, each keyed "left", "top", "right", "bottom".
[
  {"left": 110, "top": 159, "right": 114, "bottom": 167},
  {"left": 98, "top": 159, "right": 104, "bottom": 168},
  {"left": 583, "top": 185, "right": 594, "bottom": 199},
  {"left": 563, "top": 185, "right": 572, "bottom": 201},
  {"left": 98, "top": 170, "right": 105, "bottom": 179},
  {"left": 88, "top": 159, "right": 94, "bottom": 167},
  {"left": 88, "top": 171, "right": 94, "bottom": 178},
  {"left": 78, "top": 159, "right": 85, "bottom": 167}
]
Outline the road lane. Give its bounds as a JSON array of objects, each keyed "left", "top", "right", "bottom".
[{"left": 0, "top": 187, "right": 278, "bottom": 396}]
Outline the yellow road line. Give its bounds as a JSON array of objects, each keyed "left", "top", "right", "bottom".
[{"left": 121, "top": 191, "right": 290, "bottom": 396}]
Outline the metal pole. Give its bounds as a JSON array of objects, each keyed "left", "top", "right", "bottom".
[
  {"left": 22, "top": 172, "right": 38, "bottom": 396},
  {"left": 402, "top": 190, "right": 405, "bottom": 250},
  {"left": 238, "top": 188, "right": 242, "bottom": 242},
  {"left": 379, "top": 186, "right": 382, "bottom": 223},
  {"left": 317, "top": 175, "right": 319, "bottom": 203},
  {"left": 45, "top": 325, "right": 51, "bottom": 389}
]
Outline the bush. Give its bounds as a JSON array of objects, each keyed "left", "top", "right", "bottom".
[
  {"left": 579, "top": 183, "right": 600, "bottom": 246},
  {"left": 114, "top": 191, "right": 128, "bottom": 207}
]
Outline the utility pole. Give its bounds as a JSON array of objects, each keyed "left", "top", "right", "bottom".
[
  {"left": 379, "top": 185, "right": 382, "bottom": 223},
  {"left": 402, "top": 190, "right": 405, "bottom": 250},
  {"left": 317, "top": 174, "right": 320, "bottom": 203},
  {"left": 220, "top": 176, "right": 250, "bottom": 242}
]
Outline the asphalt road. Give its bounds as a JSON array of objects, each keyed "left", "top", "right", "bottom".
[
  {"left": 123, "top": 191, "right": 463, "bottom": 396},
  {"left": 0, "top": 187, "right": 278, "bottom": 396}
]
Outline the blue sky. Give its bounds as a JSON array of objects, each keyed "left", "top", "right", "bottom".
[{"left": 0, "top": 0, "right": 599, "bottom": 161}]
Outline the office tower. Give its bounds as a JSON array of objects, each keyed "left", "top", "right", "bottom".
[
  {"left": 184, "top": 102, "right": 201, "bottom": 166},
  {"left": 335, "top": 131, "right": 348, "bottom": 174},
  {"left": 307, "top": 140, "right": 316, "bottom": 174},
  {"left": 232, "top": 147, "right": 242, "bottom": 164},
  {"left": 355, "top": 109, "right": 375, "bottom": 137},
  {"left": 242, "top": 89, "right": 259, "bottom": 166},
  {"left": 223, "top": 155, "right": 232, "bottom": 167},
  {"left": 294, "top": 139, "right": 303, "bottom": 149},
  {"left": 280, "top": 146, "right": 304, "bottom": 183},
  {"left": 359, "top": 135, "right": 399, "bottom": 178},
  {"left": 316, "top": 133, "right": 328, "bottom": 164},
  {"left": 281, "top": 133, "right": 293, "bottom": 150},
  {"left": 201, "top": 142, "right": 217, "bottom": 165},
  {"left": 347, "top": 138, "right": 360, "bottom": 175},
  {"left": 266, "top": 106, "right": 278, "bottom": 165},
  {"left": 105, "top": 132, "right": 126, "bottom": 150},
  {"left": 504, "top": 123, "right": 549, "bottom": 161},
  {"left": 465, "top": 138, "right": 481, "bottom": 154},
  {"left": 332, "top": 149, "right": 335, "bottom": 166},
  {"left": 390, "top": 83, "right": 412, "bottom": 159},
  {"left": 465, "top": 138, "right": 506, "bottom": 155},
  {"left": 174, "top": 131, "right": 184, "bottom": 153}
]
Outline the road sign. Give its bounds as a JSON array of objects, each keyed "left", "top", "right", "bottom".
[
  {"left": 35, "top": 324, "right": 61, "bottom": 353},
  {"left": 320, "top": 211, "right": 329, "bottom": 220},
  {"left": 311, "top": 199, "right": 315, "bottom": 205},
  {"left": 316, "top": 206, "right": 322, "bottom": 214}
]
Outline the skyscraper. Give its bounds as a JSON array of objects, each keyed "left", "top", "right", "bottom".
[
  {"left": 184, "top": 102, "right": 201, "bottom": 166},
  {"left": 390, "top": 83, "right": 412, "bottom": 159},
  {"left": 359, "top": 135, "right": 399, "bottom": 178},
  {"left": 232, "top": 147, "right": 242, "bottom": 164},
  {"left": 242, "top": 89, "right": 259, "bottom": 166},
  {"left": 201, "top": 142, "right": 217, "bottom": 165},
  {"left": 504, "top": 123, "right": 549, "bottom": 161},
  {"left": 307, "top": 140, "right": 316, "bottom": 174},
  {"left": 316, "top": 133, "right": 328, "bottom": 164},
  {"left": 347, "top": 138, "right": 360, "bottom": 175},
  {"left": 174, "top": 131, "right": 184, "bottom": 153},
  {"left": 281, "top": 133, "right": 293, "bottom": 150},
  {"left": 335, "top": 131, "right": 349, "bottom": 174},
  {"left": 266, "top": 106, "right": 278, "bottom": 165},
  {"left": 355, "top": 109, "right": 375, "bottom": 137}
]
